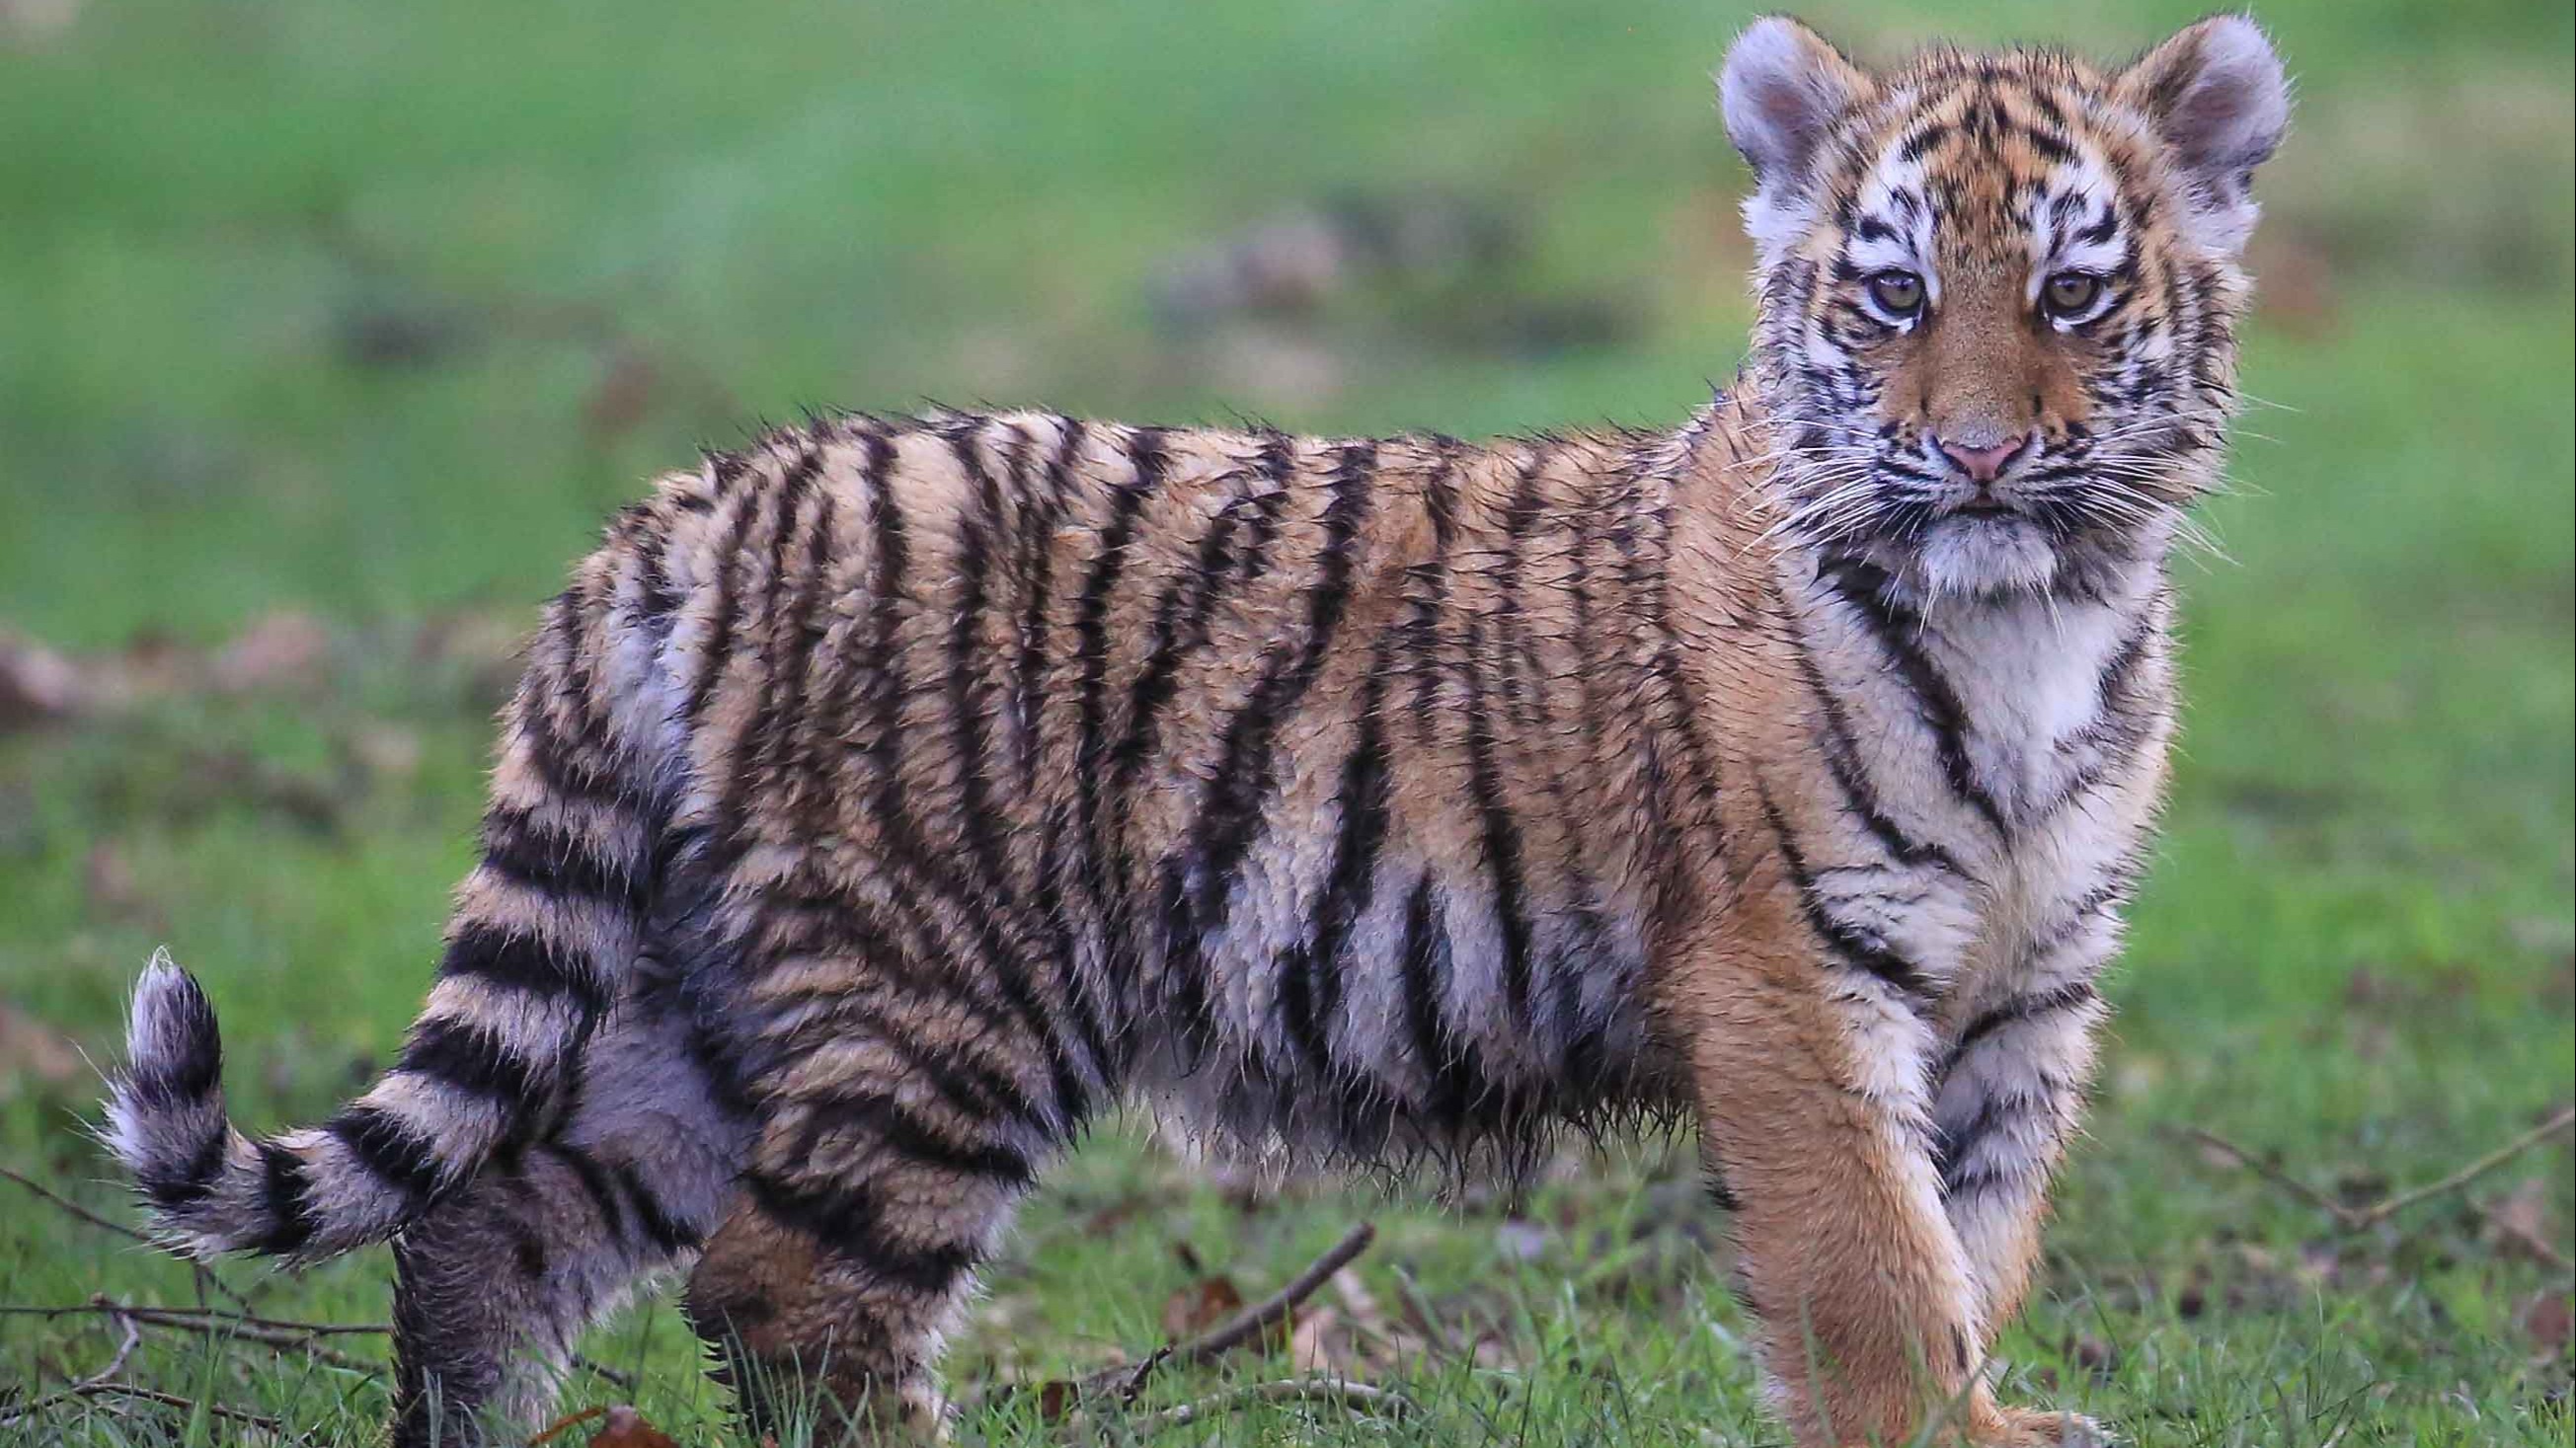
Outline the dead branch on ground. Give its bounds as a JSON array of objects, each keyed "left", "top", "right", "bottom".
[{"left": 2181, "top": 1105, "right": 2575, "bottom": 1235}]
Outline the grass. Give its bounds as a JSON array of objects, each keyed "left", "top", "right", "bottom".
[{"left": 1, "top": 1, "right": 2570, "bottom": 1443}]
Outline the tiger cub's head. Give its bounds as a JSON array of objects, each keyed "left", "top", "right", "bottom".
[{"left": 1719, "top": 15, "right": 2289, "bottom": 601}]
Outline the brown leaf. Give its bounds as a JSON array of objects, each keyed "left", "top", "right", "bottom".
[
  {"left": 2519, "top": 1292, "right": 2573, "bottom": 1355},
  {"left": 1161, "top": 1274, "right": 1247, "bottom": 1339},
  {"left": 2484, "top": 1178, "right": 2562, "bottom": 1265},
  {"left": 1031, "top": 1379, "right": 1081, "bottom": 1423},
  {"left": 1289, "top": 1303, "right": 1354, "bottom": 1374},
  {"left": 526, "top": 1406, "right": 606, "bottom": 1446},
  {"left": 588, "top": 1405, "right": 679, "bottom": 1448},
  {"left": 1331, "top": 1267, "right": 1391, "bottom": 1340}
]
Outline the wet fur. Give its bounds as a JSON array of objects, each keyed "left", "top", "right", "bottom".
[{"left": 107, "top": 16, "right": 2284, "bottom": 1447}]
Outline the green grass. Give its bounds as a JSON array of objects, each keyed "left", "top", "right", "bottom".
[{"left": 1, "top": 2, "right": 2569, "bottom": 1444}]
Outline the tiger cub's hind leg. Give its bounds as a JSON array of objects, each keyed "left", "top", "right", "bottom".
[
  {"left": 386, "top": 1001, "right": 745, "bottom": 1447},
  {"left": 683, "top": 1145, "right": 1034, "bottom": 1441}
]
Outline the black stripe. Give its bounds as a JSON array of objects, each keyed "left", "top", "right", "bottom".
[
  {"left": 682, "top": 470, "right": 767, "bottom": 724},
  {"left": 753, "top": 889, "right": 1051, "bottom": 1128},
  {"left": 764, "top": 453, "right": 838, "bottom": 827},
  {"left": 1642, "top": 460, "right": 1726, "bottom": 812},
  {"left": 1008, "top": 420, "right": 1124, "bottom": 1077},
  {"left": 943, "top": 417, "right": 1009, "bottom": 896},
  {"left": 397, "top": 1016, "right": 543, "bottom": 1122},
  {"left": 724, "top": 438, "right": 826, "bottom": 854},
  {"left": 1456, "top": 606, "right": 1536, "bottom": 1027},
  {"left": 1816, "top": 556, "right": 2009, "bottom": 836},
  {"left": 1493, "top": 445, "right": 1549, "bottom": 728},
  {"left": 636, "top": 504, "right": 686, "bottom": 647},
  {"left": 1933, "top": 1081, "right": 2061, "bottom": 1197},
  {"left": 742, "top": 425, "right": 1082, "bottom": 1127},
  {"left": 1939, "top": 982, "right": 2098, "bottom": 1077},
  {"left": 513, "top": 682, "right": 628, "bottom": 809},
  {"left": 939, "top": 419, "right": 1121, "bottom": 1102},
  {"left": 545, "top": 1141, "right": 631, "bottom": 1243},
  {"left": 747, "top": 1176, "right": 976, "bottom": 1297},
  {"left": 1397, "top": 877, "right": 1481, "bottom": 1130},
  {"left": 143, "top": 1127, "right": 228, "bottom": 1211},
  {"left": 612, "top": 1160, "right": 698, "bottom": 1255},
  {"left": 1070, "top": 426, "right": 1169, "bottom": 877},
  {"left": 543, "top": 590, "right": 618, "bottom": 784},
  {"left": 477, "top": 806, "right": 648, "bottom": 915},
  {"left": 1756, "top": 783, "right": 1931, "bottom": 999},
  {"left": 1058, "top": 424, "right": 1167, "bottom": 1059},
  {"left": 792, "top": 1087, "right": 1038, "bottom": 1187},
  {"left": 1281, "top": 634, "right": 1396, "bottom": 1080},
  {"left": 1778, "top": 619, "right": 1962, "bottom": 875},
  {"left": 440, "top": 921, "right": 607, "bottom": 1011},
  {"left": 1108, "top": 432, "right": 1289, "bottom": 797},
  {"left": 328, "top": 1105, "right": 446, "bottom": 1207},
  {"left": 1161, "top": 441, "right": 1376, "bottom": 1055},
  {"left": 840, "top": 425, "right": 1083, "bottom": 1117},
  {"left": 1012, "top": 418, "right": 1086, "bottom": 794},
  {"left": 1404, "top": 438, "right": 1464, "bottom": 743},
  {"left": 254, "top": 1140, "right": 319, "bottom": 1255},
  {"left": 1610, "top": 439, "right": 1721, "bottom": 863}
]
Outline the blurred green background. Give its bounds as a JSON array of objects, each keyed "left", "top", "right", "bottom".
[{"left": 1, "top": 1, "right": 2569, "bottom": 1443}]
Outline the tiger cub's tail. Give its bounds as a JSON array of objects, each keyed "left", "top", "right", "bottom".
[{"left": 105, "top": 589, "right": 664, "bottom": 1261}]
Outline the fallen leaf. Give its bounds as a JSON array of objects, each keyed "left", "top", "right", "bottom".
[
  {"left": 2519, "top": 1292, "right": 2572, "bottom": 1355},
  {"left": 1289, "top": 1303, "right": 1354, "bottom": 1374},
  {"left": 526, "top": 1406, "right": 605, "bottom": 1446},
  {"left": 589, "top": 1405, "right": 679, "bottom": 1448},
  {"left": 2484, "top": 1178, "right": 2562, "bottom": 1265},
  {"left": 1161, "top": 1274, "right": 1246, "bottom": 1339},
  {"left": 1031, "top": 1379, "right": 1081, "bottom": 1423}
]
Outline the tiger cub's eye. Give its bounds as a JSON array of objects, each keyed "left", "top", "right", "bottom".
[
  {"left": 1866, "top": 270, "right": 1924, "bottom": 318},
  {"left": 2043, "top": 271, "right": 2104, "bottom": 319}
]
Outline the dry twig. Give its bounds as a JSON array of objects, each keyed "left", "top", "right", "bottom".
[
  {"left": 0, "top": 1165, "right": 145, "bottom": 1245},
  {"left": 1137, "top": 1377, "right": 1416, "bottom": 1434},
  {"left": 2, "top": 1290, "right": 638, "bottom": 1391},
  {"left": 2, "top": 1161, "right": 261, "bottom": 1312},
  {"left": 1080, "top": 1221, "right": 1378, "bottom": 1405},
  {"left": 2182, "top": 1105, "right": 2576, "bottom": 1233},
  {"left": 3, "top": 1380, "right": 285, "bottom": 1433}
]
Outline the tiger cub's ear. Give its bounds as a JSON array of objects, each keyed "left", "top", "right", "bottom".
[
  {"left": 2117, "top": 15, "right": 2291, "bottom": 257},
  {"left": 1719, "top": 16, "right": 1874, "bottom": 262}
]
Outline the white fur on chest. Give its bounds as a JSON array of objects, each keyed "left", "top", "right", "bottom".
[
  {"left": 1787, "top": 557, "right": 2170, "bottom": 1011},
  {"left": 1918, "top": 591, "right": 2135, "bottom": 824}
]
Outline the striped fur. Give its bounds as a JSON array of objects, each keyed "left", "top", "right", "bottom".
[{"left": 106, "top": 17, "right": 2284, "bottom": 1447}]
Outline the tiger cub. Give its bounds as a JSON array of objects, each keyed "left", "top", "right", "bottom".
[{"left": 108, "top": 16, "right": 2286, "bottom": 1447}]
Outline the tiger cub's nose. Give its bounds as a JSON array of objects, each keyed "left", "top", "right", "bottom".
[{"left": 1932, "top": 431, "right": 2034, "bottom": 484}]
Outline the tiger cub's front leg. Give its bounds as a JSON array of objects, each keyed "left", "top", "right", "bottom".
[
  {"left": 1671, "top": 898, "right": 2085, "bottom": 1446},
  {"left": 1930, "top": 967, "right": 2116, "bottom": 1446}
]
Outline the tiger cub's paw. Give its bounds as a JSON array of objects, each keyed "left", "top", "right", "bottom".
[{"left": 1979, "top": 1405, "right": 2113, "bottom": 1447}]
